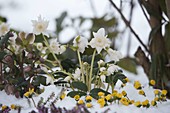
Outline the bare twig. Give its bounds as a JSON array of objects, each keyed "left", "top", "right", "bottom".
[
  {"left": 165, "top": 0, "right": 170, "bottom": 21},
  {"left": 108, "top": 0, "right": 149, "bottom": 53},
  {"left": 127, "top": 0, "right": 134, "bottom": 56},
  {"left": 138, "top": 0, "right": 150, "bottom": 26}
]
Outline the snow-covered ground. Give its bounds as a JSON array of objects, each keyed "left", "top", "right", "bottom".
[{"left": 0, "top": 67, "right": 170, "bottom": 113}]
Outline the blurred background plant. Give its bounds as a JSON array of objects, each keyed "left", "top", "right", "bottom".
[{"left": 0, "top": 0, "right": 170, "bottom": 97}]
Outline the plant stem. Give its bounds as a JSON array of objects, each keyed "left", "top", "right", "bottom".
[
  {"left": 31, "top": 97, "right": 36, "bottom": 108},
  {"left": 77, "top": 51, "right": 85, "bottom": 83},
  {"left": 111, "top": 84, "right": 115, "bottom": 93},
  {"left": 86, "top": 67, "right": 89, "bottom": 87},
  {"left": 106, "top": 83, "right": 110, "bottom": 92},
  {"left": 89, "top": 49, "right": 96, "bottom": 91},
  {"left": 42, "top": 35, "right": 63, "bottom": 70}
]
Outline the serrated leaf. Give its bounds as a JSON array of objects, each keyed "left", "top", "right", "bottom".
[
  {"left": 67, "top": 91, "right": 86, "bottom": 98},
  {"left": 90, "top": 88, "right": 110, "bottom": 99},
  {"left": 117, "top": 57, "right": 137, "bottom": 74},
  {"left": 72, "top": 82, "right": 88, "bottom": 92}
]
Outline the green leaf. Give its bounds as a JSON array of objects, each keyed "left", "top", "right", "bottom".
[
  {"left": 26, "top": 33, "right": 35, "bottom": 44},
  {"left": 0, "top": 51, "right": 7, "bottom": 61},
  {"left": 0, "top": 16, "right": 7, "bottom": 22},
  {"left": 61, "top": 59, "right": 76, "bottom": 72},
  {"left": 53, "top": 71, "right": 69, "bottom": 79},
  {"left": 72, "top": 81, "right": 88, "bottom": 92},
  {"left": 67, "top": 91, "right": 86, "bottom": 98},
  {"left": 0, "top": 32, "right": 12, "bottom": 47},
  {"left": 117, "top": 57, "right": 137, "bottom": 74},
  {"left": 33, "top": 76, "right": 46, "bottom": 86},
  {"left": 90, "top": 88, "right": 110, "bottom": 99},
  {"left": 34, "top": 34, "right": 44, "bottom": 43},
  {"left": 106, "top": 73, "right": 126, "bottom": 85}
]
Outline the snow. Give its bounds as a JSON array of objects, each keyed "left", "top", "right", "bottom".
[{"left": 0, "top": 67, "right": 170, "bottom": 113}]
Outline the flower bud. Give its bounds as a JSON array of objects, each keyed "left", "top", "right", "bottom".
[
  {"left": 24, "top": 66, "right": 32, "bottom": 72},
  {"left": 27, "top": 53, "right": 33, "bottom": 59},
  {"left": 4, "top": 55, "right": 13, "bottom": 63}
]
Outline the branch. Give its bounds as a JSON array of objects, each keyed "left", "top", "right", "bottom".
[
  {"left": 138, "top": 0, "right": 150, "bottom": 26},
  {"left": 165, "top": 0, "right": 170, "bottom": 21},
  {"left": 108, "top": 0, "right": 149, "bottom": 53}
]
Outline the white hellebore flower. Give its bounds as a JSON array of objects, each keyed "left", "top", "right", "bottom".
[
  {"left": 40, "top": 64, "right": 48, "bottom": 73},
  {"left": 97, "top": 60, "right": 105, "bottom": 67},
  {"left": 64, "top": 76, "right": 71, "bottom": 82},
  {"left": 49, "top": 40, "right": 66, "bottom": 54},
  {"left": 32, "top": 15, "right": 49, "bottom": 36},
  {"left": 100, "top": 75, "right": 106, "bottom": 82},
  {"left": 49, "top": 40, "right": 60, "bottom": 54},
  {"left": 107, "top": 48, "right": 123, "bottom": 62},
  {"left": 0, "top": 23, "right": 10, "bottom": 36},
  {"left": 59, "top": 45, "right": 66, "bottom": 54},
  {"left": 72, "top": 68, "right": 81, "bottom": 79},
  {"left": 107, "top": 64, "right": 119, "bottom": 75},
  {"left": 9, "top": 32, "right": 17, "bottom": 45},
  {"left": 89, "top": 28, "right": 111, "bottom": 54},
  {"left": 100, "top": 67, "right": 106, "bottom": 72},
  {"left": 46, "top": 76, "right": 54, "bottom": 85},
  {"left": 36, "top": 43, "right": 43, "bottom": 51},
  {"left": 73, "top": 36, "right": 88, "bottom": 53}
]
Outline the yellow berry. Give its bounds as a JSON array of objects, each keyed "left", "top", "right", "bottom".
[
  {"left": 149, "top": 80, "right": 156, "bottom": 86},
  {"left": 154, "top": 97, "right": 159, "bottom": 101},
  {"left": 124, "top": 78, "right": 129, "bottom": 82},
  {"left": 130, "top": 100, "right": 135, "bottom": 104},
  {"left": 138, "top": 90, "right": 145, "bottom": 96},
  {"left": 86, "top": 103, "right": 92, "bottom": 108},
  {"left": 78, "top": 99, "right": 84, "bottom": 104},
  {"left": 151, "top": 100, "right": 157, "bottom": 106},
  {"left": 86, "top": 95, "right": 92, "bottom": 101},
  {"left": 1, "top": 105, "right": 7, "bottom": 110},
  {"left": 120, "top": 97, "right": 129, "bottom": 106},
  {"left": 105, "top": 94, "right": 112, "bottom": 101},
  {"left": 122, "top": 90, "right": 127, "bottom": 96},
  {"left": 74, "top": 95, "right": 80, "bottom": 101},
  {"left": 97, "top": 98, "right": 105, "bottom": 108},
  {"left": 142, "top": 99, "right": 149, "bottom": 107},
  {"left": 154, "top": 89, "right": 160, "bottom": 95},
  {"left": 112, "top": 90, "right": 118, "bottom": 93},
  {"left": 161, "top": 90, "right": 167, "bottom": 96},
  {"left": 98, "top": 92, "right": 105, "bottom": 97},
  {"left": 116, "top": 93, "right": 123, "bottom": 99},
  {"left": 134, "top": 81, "right": 142, "bottom": 89},
  {"left": 10, "top": 104, "right": 16, "bottom": 109},
  {"left": 134, "top": 101, "right": 141, "bottom": 107}
]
